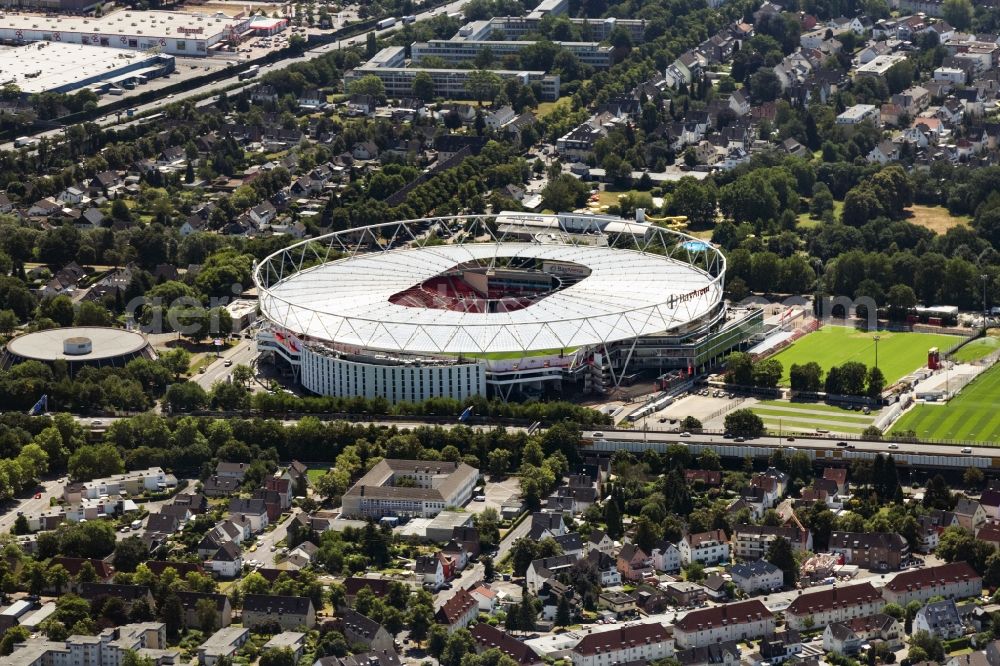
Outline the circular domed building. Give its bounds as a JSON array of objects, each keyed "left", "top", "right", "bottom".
[{"left": 1, "top": 326, "right": 155, "bottom": 374}]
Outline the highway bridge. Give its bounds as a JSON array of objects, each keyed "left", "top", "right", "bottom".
[{"left": 581, "top": 429, "right": 999, "bottom": 470}]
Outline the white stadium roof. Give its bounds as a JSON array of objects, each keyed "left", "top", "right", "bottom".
[{"left": 260, "top": 240, "right": 721, "bottom": 356}]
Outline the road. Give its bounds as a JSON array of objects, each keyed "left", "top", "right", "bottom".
[
  {"left": 435, "top": 508, "right": 531, "bottom": 610},
  {"left": 1, "top": 0, "right": 470, "bottom": 151},
  {"left": 192, "top": 339, "right": 259, "bottom": 390},
  {"left": 581, "top": 429, "right": 996, "bottom": 468},
  {"left": 0, "top": 477, "right": 65, "bottom": 534},
  {"left": 247, "top": 507, "right": 302, "bottom": 567}
]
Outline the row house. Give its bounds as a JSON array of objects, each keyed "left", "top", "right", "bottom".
[
  {"left": 828, "top": 531, "right": 909, "bottom": 571},
  {"left": 882, "top": 561, "right": 983, "bottom": 605},
  {"left": 570, "top": 622, "right": 674, "bottom": 666},
  {"left": 784, "top": 582, "right": 884, "bottom": 630},
  {"left": 674, "top": 600, "right": 775, "bottom": 648},
  {"left": 435, "top": 589, "right": 479, "bottom": 632}
]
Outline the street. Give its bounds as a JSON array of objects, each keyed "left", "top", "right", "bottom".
[
  {"left": 0, "top": 477, "right": 65, "bottom": 534},
  {"left": 0, "top": 0, "right": 470, "bottom": 152},
  {"left": 247, "top": 507, "right": 302, "bottom": 567},
  {"left": 192, "top": 339, "right": 259, "bottom": 391}
]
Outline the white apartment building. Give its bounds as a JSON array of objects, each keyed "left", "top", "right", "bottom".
[
  {"left": 680, "top": 529, "right": 730, "bottom": 566},
  {"left": 341, "top": 459, "right": 479, "bottom": 519},
  {"left": 784, "top": 582, "right": 884, "bottom": 630},
  {"left": 836, "top": 104, "right": 879, "bottom": 125},
  {"left": 674, "top": 600, "right": 775, "bottom": 648},
  {"left": 570, "top": 622, "right": 674, "bottom": 666},
  {"left": 730, "top": 560, "right": 784, "bottom": 594},
  {"left": 10, "top": 623, "right": 177, "bottom": 666},
  {"left": 66, "top": 467, "right": 177, "bottom": 502}
]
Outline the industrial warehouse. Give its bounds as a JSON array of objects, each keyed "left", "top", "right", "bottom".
[
  {"left": 0, "top": 41, "right": 173, "bottom": 94},
  {"left": 0, "top": 9, "right": 253, "bottom": 56}
]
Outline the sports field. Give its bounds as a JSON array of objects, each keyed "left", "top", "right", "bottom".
[
  {"left": 950, "top": 336, "right": 1000, "bottom": 363},
  {"left": 769, "top": 328, "right": 962, "bottom": 386},
  {"left": 892, "top": 364, "right": 1000, "bottom": 442},
  {"left": 750, "top": 399, "right": 879, "bottom": 435}
]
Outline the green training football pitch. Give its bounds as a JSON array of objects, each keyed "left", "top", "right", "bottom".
[
  {"left": 769, "top": 327, "right": 962, "bottom": 386},
  {"left": 892, "top": 364, "right": 1000, "bottom": 442}
]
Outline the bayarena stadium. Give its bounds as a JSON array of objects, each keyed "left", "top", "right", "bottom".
[{"left": 254, "top": 212, "right": 763, "bottom": 402}]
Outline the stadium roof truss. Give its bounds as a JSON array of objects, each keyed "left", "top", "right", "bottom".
[{"left": 254, "top": 214, "right": 726, "bottom": 366}]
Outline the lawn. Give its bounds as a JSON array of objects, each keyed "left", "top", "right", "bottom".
[
  {"left": 892, "top": 363, "right": 1000, "bottom": 443},
  {"left": 797, "top": 200, "right": 843, "bottom": 228},
  {"left": 307, "top": 468, "right": 329, "bottom": 484},
  {"left": 750, "top": 399, "right": 878, "bottom": 435},
  {"left": 768, "top": 327, "right": 962, "bottom": 386},
  {"left": 535, "top": 98, "right": 572, "bottom": 118},
  {"left": 950, "top": 336, "right": 1000, "bottom": 363},
  {"left": 905, "top": 205, "right": 970, "bottom": 234}
]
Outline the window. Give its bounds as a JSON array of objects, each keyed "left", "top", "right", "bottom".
[{"left": 176, "top": 40, "right": 186, "bottom": 50}]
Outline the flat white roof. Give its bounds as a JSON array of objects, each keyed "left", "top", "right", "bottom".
[
  {"left": 7, "top": 326, "right": 148, "bottom": 361},
  {"left": 262, "top": 242, "right": 719, "bottom": 355},
  {"left": 0, "top": 41, "right": 158, "bottom": 93},
  {"left": 0, "top": 9, "right": 240, "bottom": 39}
]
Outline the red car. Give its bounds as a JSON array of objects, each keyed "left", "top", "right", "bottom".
[{"left": 34, "top": 493, "right": 41, "bottom": 499}]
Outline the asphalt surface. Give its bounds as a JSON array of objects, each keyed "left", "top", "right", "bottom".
[
  {"left": 0, "top": 477, "right": 65, "bottom": 534},
  {"left": 1, "top": 0, "right": 470, "bottom": 152},
  {"left": 193, "top": 339, "right": 259, "bottom": 390},
  {"left": 582, "top": 429, "right": 995, "bottom": 464}
]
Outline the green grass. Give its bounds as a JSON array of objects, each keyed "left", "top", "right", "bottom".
[
  {"left": 768, "top": 327, "right": 962, "bottom": 386},
  {"left": 307, "top": 468, "right": 329, "bottom": 483},
  {"left": 750, "top": 399, "right": 877, "bottom": 435},
  {"left": 892, "top": 363, "right": 1000, "bottom": 443},
  {"left": 951, "top": 336, "right": 1000, "bottom": 363}
]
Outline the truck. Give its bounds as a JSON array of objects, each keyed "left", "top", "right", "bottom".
[
  {"left": 238, "top": 64, "right": 260, "bottom": 80},
  {"left": 13, "top": 136, "right": 38, "bottom": 148},
  {"left": 402, "top": 14, "right": 416, "bottom": 23},
  {"left": 376, "top": 17, "right": 396, "bottom": 29}
]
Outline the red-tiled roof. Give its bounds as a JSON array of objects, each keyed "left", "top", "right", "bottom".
[
  {"left": 436, "top": 588, "right": 478, "bottom": 626},
  {"left": 573, "top": 622, "right": 672, "bottom": 656},
  {"left": 675, "top": 600, "right": 772, "bottom": 632},
  {"left": 786, "top": 582, "right": 881, "bottom": 615},
  {"left": 884, "top": 561, "right": 980, "bottom": 593}
]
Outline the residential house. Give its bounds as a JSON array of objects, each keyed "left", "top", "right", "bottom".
[
  {"left": 470, "top": 586, "right": 498, "bottom": 614},
  {"left": 617, "top": 543, "right": 655, "bottom": 582},
  {"left": 882, "top": 562, "right": 983, "bottom": 605},
  {"left": 823, "top": 614, "right": 902, "bottom": 655},
  {"left": 199, "top": 626, "right": 250, "bottom": 666},
  {"left": 730, "top": 560, "right": 784, "bottom": 594},
  {"left": 342, "top": 609, "right": 395, "bottom": 653},
  {"left": 529, "top": 512, "right": 567, "bottom": 540},
  {"left": 733, "top": 524, "right": 813, "bottom": 560},
  {"left": 242, "top": 594, "right": 316, "bottom": 630},
  {"left": 914, "top": 600, "right": 966, "bottom": 639},
  {"left": 452, "top": 526, "right": 482, "bottom": 560},
  {"left": 869, "top": 140, "right": 901, "bottom": 164},
  {"left": 286, "top": 542, "right": 319, "bottom": 570},
  {"left": 207, "top": 541, "right": 243, "bottom": 579},
  {"left": 674, "top": 600, "right": 775, "bottom": 648},
  {"left": 216, "top": 462, "right": 249, "bottom": 480},
  {"left": 435, "top": 589, "right": 479, "bottom": 632},
  {"left": 954, "top": 498, "right": 988, "bottom": 531},
  {"left": 599, "top": 590, "right": 639, "bottom": 616},
  {"left": 526, "top": 555, "right": 577, "bottom": 594},
  {"left": 587, "top": 529, "right": 615, "bottom": 557},
  {"left": 586, "top": 550, "right": 623, "bottom": 587},
  {"left": 229, "top": 498, "right": 269, "bottom": 534},
  {"left": 470, "top": 623, "right": 543, "bottom": 666},
  {"left": 759, "top": 630, "right": 803, "bottom": 665},
  {"left": 665, "top": 582, "right": 708, "bottom": 606},
  {"left": 676, "top": 641, "right": 741, "bottom": 666},
  {"left": 784, "top": 582, "right": 884, "bottom": 630},
  {"left": 79, "top": 583, "right": 155, "bottom": 614},
  {"left": 570, "top": 622, "right": 674, "bottom": 666},
  {"left": 416, "top": 555, "right": 445, "bottom": 589},
  {"left": 828, "top": 531, "right": 909, "bottom": 571},
  {"left": 176, "top": 591, "right": 232, "bottom": 630},
  {"left": 680, "top": 529, "right": 730, "bottom": 566},
  {"left": 685, "top": 470, "right": 723, "bottom": 487},
  {"left": 652, "top": 541, "right": 682, "bottom": 573}
]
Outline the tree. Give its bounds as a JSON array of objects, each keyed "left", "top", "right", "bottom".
[
  {"left": 724, "top": 409, "right": 765, "bottom": 438},
  {"left": 942, "top": 0, "right": 973, "bottom": 29},
  {"left": 483, "top": 555, "right": 495, "bottom": 581},
  {"left": 910, "top": 629, "right": 945, "bottom": 662},
  {"left": 541, "top": 174, "right": 588, "bottom": 212},
  {"left": 114, "top": 536, "right": 148, "bottom": 572},
  {"left": 964, "top": 466, "right": 985, "bottom": 488},
  {"left": 160, "top": 593, "right": 183, "bottom": 640},
  {"left": 260, "top": 648, "right": 297, "bottom": 666},
  {"left": 0, "top": 626, "right": 29, "bottom": 656},
  {"left": 68, "top": 443, "right": 123, "bottom": 481},
  {"left": 867, "top": 366, "right": 886, "bottom": 398},
  {"left": 767, "top": 536, "right": 798, "bottom": 586},
  {"left": 789, "top": 362, "right": 823, "bottom": 392},
  {"left": 488, "top": 448, "right": 512, "bottom": 478},
  {"left": 603, "top": 499, "right": 623, "bottom": 539},
  {"left": 724, "top": 352, "right": 754, "bottom": 386},
  {"left": 412, "top": 71, "right": 435, "bottom": 102},
  {"left": 923, "top": 474, "right": 954, "bottom": 510},
  {"left": 682, "top": 416, "right": 703, "bottom": 431},
  {"left": 539, "top": 585, "right": 567, "bottom": 627},
  {"left": 467, "top": 70, "right": 502, "bottom": 105},
  {"left": 348, "top": 75, "right": 386, "bottom": 101}
]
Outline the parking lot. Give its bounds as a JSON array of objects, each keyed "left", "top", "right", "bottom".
[{"left": 465, "top": 476, "right": 520, "bottom": 516}]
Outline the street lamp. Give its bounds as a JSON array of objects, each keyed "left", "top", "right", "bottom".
[
  {"left": 982, "top": 274, "right": 989, "bottom": 333},
  {"left": 873, "top": 335, "right": 880, "bottom": 370}
]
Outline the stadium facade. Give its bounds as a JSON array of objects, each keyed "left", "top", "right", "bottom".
[{"left": 254, "top": 213, "right": 763, "bottom": 402}]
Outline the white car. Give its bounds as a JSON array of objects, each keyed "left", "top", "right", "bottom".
[
  {"left": 887, "top": 443, "right": 898, "bottom": 449},
  {"left": 962, "top": 447, "right": 973, "bottom": 454}
]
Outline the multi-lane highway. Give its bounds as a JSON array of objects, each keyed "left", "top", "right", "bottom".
[
  {"left": 581, "top": 428, "right": 996, "bottom": 468},
  {"left": 1, "top": 0, "right": 469, "bottom": 151}
]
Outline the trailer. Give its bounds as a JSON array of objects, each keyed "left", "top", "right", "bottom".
[
  {"left": 376, "top": 17, "right": 397, "bottom": 29},
  {"left": 402, "top": 15, "right": 416, "bottom": 23},
  {"left": 238, "top": 65, "right": 260, "bottom": 80}
]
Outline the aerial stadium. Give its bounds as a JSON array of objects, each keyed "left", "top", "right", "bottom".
[{"left": 254, "top": 212, "right": 763, "bottom": 402}]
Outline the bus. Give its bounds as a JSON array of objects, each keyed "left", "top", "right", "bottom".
[{"left": 238, "top": 65, "right": 260, "bottom": 80}]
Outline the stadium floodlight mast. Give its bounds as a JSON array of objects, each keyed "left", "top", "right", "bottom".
[
  {"left": 873, "top": 335, "right": 880, "bottom": 370},
  {"left": 982, "top": 274, "right": 989, "bottom": 334}
]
